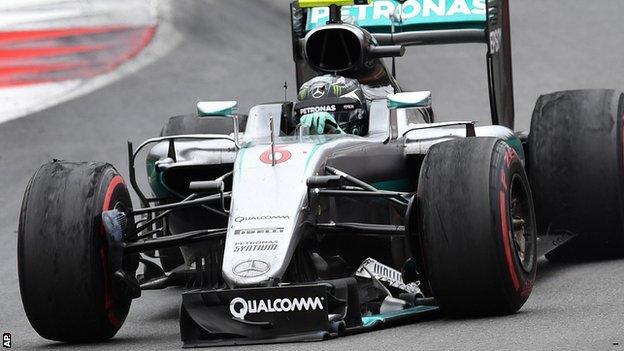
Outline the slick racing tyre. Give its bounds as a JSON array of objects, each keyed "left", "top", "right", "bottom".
[
  {"left": 18, "top": 161, "right": 133, "bottom": 342},
  {"left": 418, "top": 138, "right": 537, "bottom": 316},
  {"left": 529, "top": 89, "right": 624, "bottom": 261}
]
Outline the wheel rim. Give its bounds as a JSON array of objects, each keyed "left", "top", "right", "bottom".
[{"left": 509, "top": 174, "right": 535, "bottom": 273}]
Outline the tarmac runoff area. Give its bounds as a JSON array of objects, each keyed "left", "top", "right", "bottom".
[{"left": 0, "top": 0, "right": 179, "bottom": 124}]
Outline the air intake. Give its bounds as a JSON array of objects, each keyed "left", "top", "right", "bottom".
[
  {"left": 304, "top": 25, "right": 366, "bottom": 73},
  {"left": 304, "top": 24, "right": 405, "bottom": 74}
]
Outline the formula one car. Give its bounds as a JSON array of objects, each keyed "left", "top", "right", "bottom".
[{"left": 18, "top": 0, "right": 624, "bottom": 347}]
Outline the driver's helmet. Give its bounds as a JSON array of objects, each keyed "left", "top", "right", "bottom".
[{"left": 294, "top": 75, "right": 368, "bottom": 136}]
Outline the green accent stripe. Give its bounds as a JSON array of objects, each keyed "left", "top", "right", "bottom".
[
  {"left": 299, "top": 0, "right": 364, "bottom": 8},
  {"left": 504, "top": 138, "right": 525, "bottom": 163},
  {"left": 304, "top": 144, "right": 321, "bottom": 175},
  {"left": 372, "top": 178, "right": 410, "bottom": 192},
  {"left": 361, "top": 305, "right": 439, "bottom": 328}
]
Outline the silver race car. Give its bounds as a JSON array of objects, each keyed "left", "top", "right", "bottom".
[{"left": 18, "top": 0, "right": 624, "bottom": 347}]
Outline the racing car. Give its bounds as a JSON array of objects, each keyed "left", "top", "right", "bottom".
[{"left": 17, "top": 0, "right": 624, "bottom": 347}]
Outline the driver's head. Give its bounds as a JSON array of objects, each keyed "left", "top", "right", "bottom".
[{"left": 294, "top": 75, "right": 368, "bottom": 136}]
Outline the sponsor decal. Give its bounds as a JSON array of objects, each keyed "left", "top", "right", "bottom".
[
  {"left": 307, "top": 0, "right": 486, "bottom": 31},
  {"left": 234, "top": 215, "right": 290, "bottom": 223},
  {"left": 233, "top": 240, "right": 278, "bottom": 253},
  {"left": 355, "top": 257, "right": 421, "bottom": 294},
  {"left": 232, "top": 260, "right": 270, "bottom": 277},
  {"left": 229, "top": 296, "right": 325, "bottom": 320},
  {"left": 311, "top": 85, "right": 325, "bottom": 98},
  {"left": 331, "top": 84, "right": 343, "bottom": 96},
  {"left": 259, "top": 146, "right": 292, "bottom": 164},
  {"left": 298, "top": 87, "right": 308, "bottom": 100},
  {"left": 296, "top": 103, "right": 358, "bottom": 117},
  {"left": 234, "top": 227, "right": 285, "bottom": 235},
  {"left": 299, "top": 104, "right": 337, "bottom": 115},
  {"left": 489, "top": 27, "right": 502, "bottom": 54}
]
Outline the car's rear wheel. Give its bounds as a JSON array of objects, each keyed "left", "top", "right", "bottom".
[
  {"left": 529, "top": 89, "right": 624, "bottom": 261},
  {"left": 18, "top": 161, "right": 133, "bottom": 342},
  {"left": 418, "top": 137, "right": 537, "bottom": 315}
]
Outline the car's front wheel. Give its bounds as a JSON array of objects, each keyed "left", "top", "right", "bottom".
[
  {"left": 418, "top": 137, "right": 537, "bottom": 315},
  {"left": 18, "top": 161, "right": 133, "bottom": 342}
]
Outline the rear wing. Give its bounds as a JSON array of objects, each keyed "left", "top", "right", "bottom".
[
  {"left": 290, "top": 0, "right": 515, "bottom": 128},
  {"left": 305, "top": 1, "right": 486, "bottom": 33}
]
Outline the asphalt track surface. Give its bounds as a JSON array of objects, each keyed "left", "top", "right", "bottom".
[{"left": 1, "top": 1, "right": 624, "bottom": 350}]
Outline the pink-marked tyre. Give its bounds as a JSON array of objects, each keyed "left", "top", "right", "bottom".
[
  {"left": 18, "top": 161, "right": 133, "bottom": 342},
  {"left": 418, "top": 138, "right": 537, "bottom": 315}
]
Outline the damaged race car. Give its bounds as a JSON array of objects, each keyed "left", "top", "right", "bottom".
[{"left": 17, "top": 0, "right": 624, "bottom": 347}]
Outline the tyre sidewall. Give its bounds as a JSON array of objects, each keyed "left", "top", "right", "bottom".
[
  {"left": 418, "top": 138, "right": 537, "bottom": 315},
  {"left": 490, "top": 142, "right": 537, "bottom": 310},
  {"left": 94, "top": 166, "right": 133, "bottom": 335},
  {"left": 18, "top": 162, "right": 132, "bottom": 342}
]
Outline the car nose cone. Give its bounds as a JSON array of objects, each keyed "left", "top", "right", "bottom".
[{"left": 232, "top": 260, "right": 270, "bottom": 277}]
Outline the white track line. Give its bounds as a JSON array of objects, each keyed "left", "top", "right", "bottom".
[
  {"left": 0, "top": 0, "right": 180, "bottom": 125},
  {"left": 0, "top": 0, "right": 158, "bottom": 29}
]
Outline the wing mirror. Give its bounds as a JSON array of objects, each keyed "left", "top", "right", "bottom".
[
  {"left": 385, "top": 91, "right": 432, "bottom": 143},
  {"left": 196, "top": 101, "right": 238, "bottom": 117},
  {"left": 196, "top": 101, "right": 242, "bottom": 148},
  {"left": 387, "top": 91, "right": 432, "bottom": 110}
]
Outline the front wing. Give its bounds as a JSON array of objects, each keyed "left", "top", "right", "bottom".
[{"left": 180, "top": 278, "right": 439, "bottom": 347}]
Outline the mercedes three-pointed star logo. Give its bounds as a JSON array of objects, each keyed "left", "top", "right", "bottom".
[
  {"left": 232, "top": 260, "right": 270, "bottom": 277},
  {"left": 311, "top": 85, "right": 325, "bottom": 99}
]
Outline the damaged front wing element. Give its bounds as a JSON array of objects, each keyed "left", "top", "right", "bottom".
[{"left": 180, "top": 278, "right": 439, "bottom": 347}]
